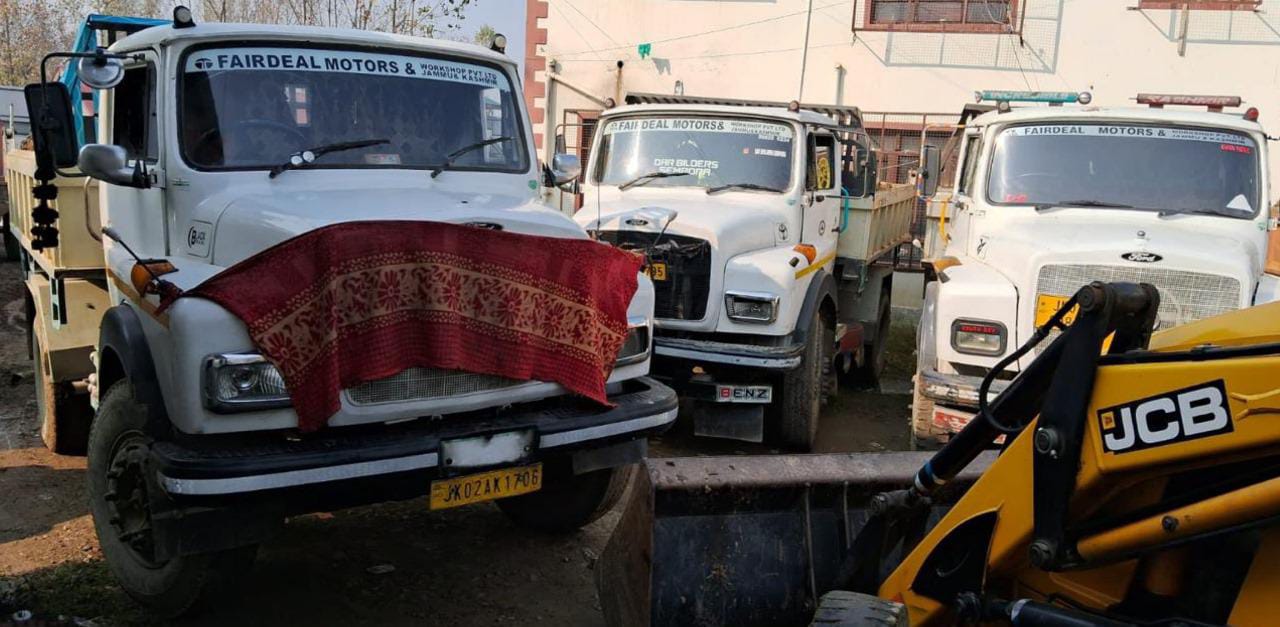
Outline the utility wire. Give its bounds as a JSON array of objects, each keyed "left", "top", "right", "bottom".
[
  {"left": 550, "top": 1, "right": 606, "bottom": 62},
  {"left": 562, "top": 0, "right": 623, "bottom": 47},
  {"left": 551, "top": 0, "right": 851, "bottom": 57}
]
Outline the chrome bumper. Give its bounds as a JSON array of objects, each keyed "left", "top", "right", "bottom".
[
  {"left": 653, "top": 336, "right": 803, "bottom": 370},
  {"left": 154, "top": 377, "right": 678, "bottom": 497}
]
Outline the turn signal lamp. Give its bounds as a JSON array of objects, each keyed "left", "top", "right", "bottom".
[
  {"left": 793, "top": 244, "right": 817, "bottom": 263},
  {"left": 788, "top": 100, "right": 802, "bottom": 112},
  {"left": 173, "top": 5, "right": 195, "bottom": 28},
  {"left": 1245, "top": 107, "right": 1260, "bottom": 122}
]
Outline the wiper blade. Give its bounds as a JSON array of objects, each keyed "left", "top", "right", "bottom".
[
  {"left": 268, "top": 138, "right": 390, "bottom": 179},
  {"left": 1034, "top": 199, "right": 1135, "bottom": 212},
  {"left": 1158, "top": 207, "right": 1251, "bottom": 219},
  {"left": 618, "top": 171, "right": 690, "bottom": 191},
  {"left": 430, "top": 136, "right": 514, "bottom": 179},
  {"left": 706, "top": 182, "right": 785, "bottom": 195}
]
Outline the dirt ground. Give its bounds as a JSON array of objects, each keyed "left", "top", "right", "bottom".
[{"left": 0, "top": 259, "right": 918, "bottom": 626}]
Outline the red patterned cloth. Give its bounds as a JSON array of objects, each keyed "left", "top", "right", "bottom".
[{"left": 178, "top": 221, "right": 642, "bottom": 431}]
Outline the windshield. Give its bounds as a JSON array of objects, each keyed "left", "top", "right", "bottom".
[
  {"left": 594, "top": 116, "right": 794, "bottom": 191},
  {"left": 179, "top": 45, "right": 527, "bottom": 172},
  {"left": 987, "top": 123, "right": 1260, "bottom": 217}
]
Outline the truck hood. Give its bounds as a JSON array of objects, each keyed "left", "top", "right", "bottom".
[
  {"left": 972, "top": 212, "right": 1261, "bottom": 286},
  {"left": 576, "top": 189, "right": 794, "bottom": 256},
  {"left": 210, "top": 187, "right": 585, "bottom": 267}
]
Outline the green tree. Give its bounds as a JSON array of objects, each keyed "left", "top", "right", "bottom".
[{"left": 473, "top": 23, "right": 495, "bottom": 47}]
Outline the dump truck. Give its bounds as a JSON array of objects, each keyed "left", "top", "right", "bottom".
[
  {"left": 597, "top": 281, "right": 1280, "bottom": 626},
  {"left": 910, "top": 90, "right": 1279, "bottom": 448},
  {"left": 8, "top": 9, "right": 678, "bottom": 615},
  {"left": 569, "top": 98, "right": 931, "bottom": 450}
]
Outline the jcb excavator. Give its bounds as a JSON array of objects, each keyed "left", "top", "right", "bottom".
[{"left": 598, "top": 282, "right": 1280, "bottom": 626}]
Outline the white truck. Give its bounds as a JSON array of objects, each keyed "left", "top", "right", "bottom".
[
  {"left": 8, "top": 11, "right": 677, "bottom": 615},
  {"left": 573, "top": 100, "right": 924, "bottom": 450},
  {"left": 913, "top": 91, "right": 1278, "bottom": 447}
]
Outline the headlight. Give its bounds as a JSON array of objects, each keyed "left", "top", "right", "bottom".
[
  {"left": 725, "top": 291, "right": 779, "bottom": 323},
  {"left": 203, "top": 353, "right": 291, "bottom": 412},
  {"left": 616, "top": 319, "right": 651, "bottom": 366},
  {"left": 951, "top": 319, "right": 1007, "bottom": 356}
]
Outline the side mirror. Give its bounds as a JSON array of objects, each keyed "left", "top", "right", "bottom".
[
  {"left": 549, "top": 152, "right": 582, "bottom": 187},
  {"left": 79, "top": 144, "right": 149, "bottom": 188},
  {"left": 23, "top": 82, "right": 79, "bottom": 168},
  {"left": 920, "top": 144, "right": 941, "bottom": 198},
  {"left": 77, "top": 54, "right": 126, "bottom": 89}
]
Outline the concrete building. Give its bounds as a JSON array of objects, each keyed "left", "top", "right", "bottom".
[{"left": 524, "top": 0, "right": 1280, "bottom": 189}]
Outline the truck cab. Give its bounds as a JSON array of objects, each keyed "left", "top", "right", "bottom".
[
  {"left": 913, "top": 92, "right": 1276, "bottom": 446},
  {"left": 8, "top": 13, "right": 676, "bottom": 615},
  {"left": 574, "top": 102, "right": 919, "bottom": 450}
]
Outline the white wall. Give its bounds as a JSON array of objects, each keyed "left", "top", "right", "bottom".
[{"left": 539, "top": 0, "right": 1280, "bottom": 184}]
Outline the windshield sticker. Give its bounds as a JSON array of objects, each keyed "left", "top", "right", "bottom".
[
  {"left": 754, "top": 148, "right": 787, "bottom": 158},
  {"left": 1221, "top": 143, "right": 1252, "bottom": 154},
  {"left": 1227, "top": 194, "right": 1253, "bottom": 212},
  {"left": 653, "top": 157, "right": 718, "bottom": 177},
  {"left": 1007, "top": 125, "right": 1254, "bottom": 147},
  {"left": 605, "top": 118, "right": 793, "bottom": 142},
  {"left": 184, "top": 47, "right": 509, "bottom": 91}
]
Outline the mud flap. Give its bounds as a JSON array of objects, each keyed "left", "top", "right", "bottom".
[
  {"left": 597, "top": 452, "right": 993, "bottom": 627},
  {"left": 692, "top": 403, "right": 765, "bottom": 442}
]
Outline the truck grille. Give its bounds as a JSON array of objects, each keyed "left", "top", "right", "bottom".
[
  {"left": 597, "top": 231, "right": 712, "bottom": 321},
  {"left": 347, "top": 368, "right": 524, "bottom": 405},
  {"left": 1036, "top": 264, "right": 1242, "bottom": 330}
]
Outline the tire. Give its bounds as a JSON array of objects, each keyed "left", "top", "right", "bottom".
[
  {"left": 777, "top": 306, "right": 834, "bottom": 452},
  {"left": 497, "top": 459, "right": 634, "bottom": 533},
  {"left": 88, "top": 380, "right": 256, "bottom": 618},
  {"left": 33, "top": 333, "right": 91, "bottom": 455},
  {"left": 810, "top": 590, "right": 908, "bottom": 626},
  {"left": 849, "top": 283, "right": 892, "bottom": 390}
]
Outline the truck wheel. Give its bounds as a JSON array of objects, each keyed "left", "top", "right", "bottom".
[
  {"left": 33, "top": 334, "right": 91, "bottom": 455},
  {"left": 88, "top": 380, "right": 256, "bottom": 618},
  {"left": 778, "top": 307, "right": 834, "bottom": 452},
  {"left": 497, "top": 460, "right": 633, "bottom": 533},
  {"left": 849, "top": 283, "right": 892, "bottom": 390},
  {"left": 908, "top": 372, "right": 946, "bottom": 451},
  {"left": 810, "top": 590, "right": 907, "bottom": 627}
]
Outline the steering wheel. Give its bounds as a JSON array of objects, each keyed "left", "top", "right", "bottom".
[{"left": 191, "top": 119, "right": 307, "bottom": 160}]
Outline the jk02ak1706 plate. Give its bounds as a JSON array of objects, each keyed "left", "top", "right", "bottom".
[{"left": 429, "top": 463, "right": 542, "bottom": 510}]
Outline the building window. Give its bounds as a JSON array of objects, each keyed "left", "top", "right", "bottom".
[
  {"left": 1135, "top": 1, "right": 1259, "bottom": 10},
  {"left": 860, "top": 0, "right": 1019, "bottom": 34}
]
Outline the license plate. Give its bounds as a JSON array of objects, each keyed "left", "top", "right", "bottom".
[
  {"left": 716, "top": 384, "right": 772, "bottom": 403},
  {"left": 429, "top": 463, "right": 542, "bottom": 510},
  {"left": 440, "top": 430, "right": 534, "bottom": 470},
  {"left": 1034, "top": 294, "right": 1077, "bottom": 327},
  {"left": 647, "top": 262, "right": 668, "bottom": 281}
]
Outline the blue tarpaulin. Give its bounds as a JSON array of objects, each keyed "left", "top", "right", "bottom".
[{"left": 60, "top": 14, "right": 168, "bottom": 145}]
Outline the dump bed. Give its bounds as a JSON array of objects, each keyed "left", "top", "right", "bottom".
[
  {"left": 5, "top": 148, "right": 104, "bottom": 275},
  {"left": 835, "top": 181, "right": 915, "bottom": 263}
]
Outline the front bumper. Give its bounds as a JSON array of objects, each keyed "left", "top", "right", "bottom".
[
  {"left": 653, "top": 335, "right": 803, "bottom": 370},
  {"left": 917, "top": 366, "right": 1010, "bottom": 409},
  {"left": 152, "top": 377, "right": 678, "bottom": 497}
]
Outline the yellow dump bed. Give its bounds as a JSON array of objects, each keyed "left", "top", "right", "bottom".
[{"left": 5, "top": 148, "right": 104, "bottom": 275}]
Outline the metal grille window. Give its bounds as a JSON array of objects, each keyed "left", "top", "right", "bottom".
[{"left": 862, "top": 0, "right": 1018, "bottom": 33}]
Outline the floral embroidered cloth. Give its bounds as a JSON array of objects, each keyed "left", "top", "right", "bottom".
[{"left": 180, "top": 220, "right": 643, "bottom": 431}]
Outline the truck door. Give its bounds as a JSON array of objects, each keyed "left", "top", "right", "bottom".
[
  {"left": 945, "top": 130, "right": 983, "bottom": 257},
  {"left": 101, "top": 51, "right": 167, "bottom": 265},
  {"left": 804, "top": 130, "right": 841, "bottom": 268}
]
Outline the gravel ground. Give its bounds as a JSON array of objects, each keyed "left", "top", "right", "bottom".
[{"left": 0, "top": 259, "right": 919, "bottom": 626}]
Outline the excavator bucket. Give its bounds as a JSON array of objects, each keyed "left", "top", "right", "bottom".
[{"left": 597, "top": 451, "right": 993, "bottom": 627}]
